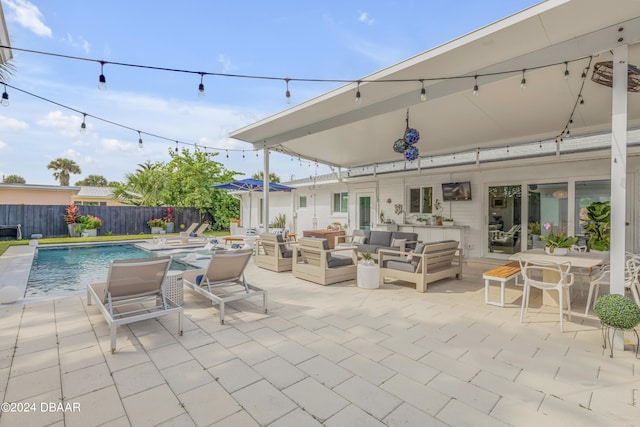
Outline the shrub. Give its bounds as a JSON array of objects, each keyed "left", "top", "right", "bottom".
[
  {"left": 64, "top": 203, "right": 80, "bottom": 224},
  {"left": 594, "top": 294, "right": 640, "bottom": 330},
  {"left": 147, "top": 218, "right": 166, "bottom": 228},
  {"left": 77, "top": 215, "right": 102, "bottom": 230}
]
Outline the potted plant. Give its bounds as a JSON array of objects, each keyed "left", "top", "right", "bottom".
[
  {"left": 147, "top": 218, "right": 166, "bottom": 234},
  {"left": 433, "top": 199, "right": 443, "bottom": 225},
  {"left": 164, "top": 207, "right": 175, "bottom": 234},
  {"left": 441, "top": 217, "right": 455, "bottom": 226},
  {"left": 584, "top": 201, "right": 610, "bottom": 252},
  {"left": 77, "top": 214, "right": 102, "bottom": 237},
  {"left": 528, "top": 221, "right": 541, "bottom": 241},
  {"left": 360, "top": 251, "right": 375, "bottom": 266},
  {"left": 594, "top": 293, "right": 640, "bottom": 357},
  {"left": 64, "top": 203, "right": 81, "bottom": 237},
  {"left": 271, "top": 213, "right": 287, "bottom": 229},
  {"left": 540, "top": 222, "right": 578, "bottom": 255}
]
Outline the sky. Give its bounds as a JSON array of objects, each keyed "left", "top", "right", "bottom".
[{"left": 0, "top": 0, "right": 540, "bottom": 186}]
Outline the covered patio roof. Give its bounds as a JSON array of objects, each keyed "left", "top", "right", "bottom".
[{"left": 230, "top": 0, "right": 640, "bottom": 168}]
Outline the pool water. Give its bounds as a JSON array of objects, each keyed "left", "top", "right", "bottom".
[{"left": 26, "top": 244, "right": 188, "bottom": 297}]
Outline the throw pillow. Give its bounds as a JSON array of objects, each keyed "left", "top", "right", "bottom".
[
  {"left": 352, "top": 235, "right": 366, "bottom": 244},
  {"left": 391, "top": 238, "right": 407, "bottom": 248}
]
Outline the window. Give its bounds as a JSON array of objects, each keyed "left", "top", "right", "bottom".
[
  {"left": 299, "top": 196, "right": 307, "bottom": 208},
  {"left": 575, "top": 179, "right": 610, "bottom": 235},
  {"left": 409, "top": 187, "right": 432, "bottom": 213},
  {"left": 75, "top": 201, "right": 106, "bottom": 206},
  {"left": 333, "top": 192, "right": 348, "bottom": 213}
]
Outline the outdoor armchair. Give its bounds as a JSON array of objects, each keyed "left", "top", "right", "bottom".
[
  {"left": 293, "top": 237, "right": 357, "bottom": 285},
  {"left": 183, "top": 249, "right": 268, "bottom": 324},
  {"left": 255, "top": 233, "right": 299, "bottom": 272},
  {"left": 87, "top": 256, "right": 183, "bottom": 353},
  {"left": 378, "top": 240, "right": 462, "bottom": 292}
]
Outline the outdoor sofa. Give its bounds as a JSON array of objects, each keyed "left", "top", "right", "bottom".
[
  {"left": 336, "top": 230, "right": 418, "bottom": 257},
  {"left": 255, "top": 233, "right": 299, "bottom": 272}
]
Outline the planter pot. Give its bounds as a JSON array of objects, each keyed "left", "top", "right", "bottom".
[
  {"left": 532, "top": 235, "right": 541, "bottom": 241},
  {"left": 165, "top": 222, "right": 174, "bottom": 234},
  {"left": 82, "top": 229, "right": 97, "bottom": 237},
  {"left": 68, "top": 224, "right": 80, "bottom": 237},
  {"left": 442, "top": 221, "right": 454, "bottom": 227},
  {"left": 151, "top": 227, "right": 164, "bottom": 234},
  {"left": 545, "top": 246, "right": 567, "bottom": 256}
]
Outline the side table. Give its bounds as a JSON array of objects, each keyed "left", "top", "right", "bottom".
[
  {"left": 357, "top": 263, "right": 379, "bottom": 289},
  {"left": 163, "top": 270, "right": 184, "bottom": 305}
]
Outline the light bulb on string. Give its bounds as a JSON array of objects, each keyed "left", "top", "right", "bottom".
[
  {"left": 1, "top": 84, "right": 9, "bottom": 106},
  {"left": 80, "top": 113, "right": 87, "bottom": 134},
  {"left": 285, "top": 78, "right": 291, "bottom": 104},
  {"left": 242, "top": 151, "right": 245, "bottom": 158},
  {"left": 198, "top": 73, "right": 205, "bottom": 96},
  {"left": 355, "top": 81, "right": 361, "bottom": 104},
  {"left": 226, "top": 150, "right": 229, "bottom": 158},
  {"left": 137, "top": 131, "right": 143, "bottom": 148},
  {"left": 564, "top": 62, "right": 570, "bottom": 79},
  {"left": 581, "top": 67, "right": 588, "bottom": 79},
  {"left": 175, "top": 141, "right": 179, "bottom": 153},
  {"left": 473, "top": 75, "right": 479, "bottom": 96},
  {"left": 98, "top": 61, "right": 106, "bottom": 90},
  {"left": 520, "top": 70, "right": 526, "bottom": 89},
  {"left": 420, "top": 80, "right": 427, "bottom": 102}
]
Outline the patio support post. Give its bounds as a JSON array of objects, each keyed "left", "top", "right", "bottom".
[
  {"left": 263, "top": 148, "right": 270, "bottom": 233},
  {"left": 610, "top": 44, "right": 628, "bottom": 350},
  {"left": 610, "top": 44, "right": 628, "bottom": 297}
]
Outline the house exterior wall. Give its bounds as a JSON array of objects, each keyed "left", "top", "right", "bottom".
[
  {"left": 268, "top": 152, "right": 640, "bottom": 259},
  {"left": 0, "top": 187, "right": 77, "bottom": 205}
]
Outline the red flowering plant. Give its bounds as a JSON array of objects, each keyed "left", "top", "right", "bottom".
[
  {"left": 77, "top": 214, "right": 103, "bottom": 230},
  {"left": 164, "top": 207, "right": 174, "bottom": 223}
]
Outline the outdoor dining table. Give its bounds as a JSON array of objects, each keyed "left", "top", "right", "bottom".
[{"left": 509, "top": 248, "right": 607, "bottom": 306}]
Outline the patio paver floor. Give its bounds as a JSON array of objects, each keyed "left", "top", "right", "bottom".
[{"left": 0, "top": 261, "right": 639, "bottom": 426}]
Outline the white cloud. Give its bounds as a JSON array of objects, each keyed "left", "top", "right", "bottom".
[
  {"left": 217, "top": 54, "right": 237, "bottom": 73},
  {"left": 0, "top": 114, "right": 28, "bottom": 130},
  {"left": 37, "top": 110, "right": 82, "bottom": 137},
  {"left": 0, "top": 140, "right": 8, "bottom": 150},
  {"left": 358, "top": 11, "right": 374, "bottom": 25},
  {"left": 4, "top": 0, "right": 52, "bottom": 37},
  {"left": 64, "top": 33, "right": 91, "bottom": 54}
]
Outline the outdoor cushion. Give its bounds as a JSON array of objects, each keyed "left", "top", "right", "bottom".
[
  {"left": 282, "top": 247, "right": 301, "bottom": 258},
  {"left": 391, "top": 232, "right": 418, "bottom": 249},
  {"left": 327, "top": 255, "right": 354, "bottom": 268},
  {"left": 369, "top": 231, "right": 392, "bottom": 246},
  {"left": 275, "top": 233, "right": 287, "bottom": 256},
  {"left": 383, "top": 259, "right": 416, "bottom": 273}
]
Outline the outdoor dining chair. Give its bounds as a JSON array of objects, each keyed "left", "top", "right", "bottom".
[{"left": 519, "top": 258, "right": 574, "bottom": 332}]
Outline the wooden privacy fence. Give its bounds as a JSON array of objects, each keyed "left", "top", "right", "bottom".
[{"left": 0, "top": 205, "right": 206, "bottom": 239}]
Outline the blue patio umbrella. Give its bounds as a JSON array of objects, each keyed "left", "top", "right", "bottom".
[{"left": 213, "top": 178, "right": 294, "bottom": 227}]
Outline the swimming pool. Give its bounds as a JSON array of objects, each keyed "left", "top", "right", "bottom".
[{"left": 26, "top": 244, "right": 190, "bottom": 297}]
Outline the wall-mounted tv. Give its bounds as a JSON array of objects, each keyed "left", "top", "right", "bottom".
[{"left": 442, "top": 181, "right": 472, "bottom": 201}]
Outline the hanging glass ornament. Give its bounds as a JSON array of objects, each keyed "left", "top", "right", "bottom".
[
  {"left": 404, "top": 146, "right": 419, "bottom": 161},
  {"left": 404, "top": 128, "right": 420, "bottom": 145},
  {"left": 393, "top": 138, "right": 409, "bottom": 153}
]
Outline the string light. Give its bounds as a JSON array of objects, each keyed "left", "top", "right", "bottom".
[
  {"left": 355, "top": 81, "right": 361, "bottom": 104},
  {"left": 175, "top": 141, "right": 179, "bottom": 153},
  {"left": 473, "top": 75, "right": 479, "bottom": 96},
  {"left": 564, "top": 62, "right": 570, "bottom": 79},
  {"left": 98, "top": 61, "right": 106, "bottom": 90},
  {"left": 1, "top": 84, "right": 8, "bottom": 106},
  {"left": 581, "top": 67, "right": 588, "bottom": 79},
  {"left": 520, "top": 70, "right": 526, "bottom": 89},
  {"left": 198, "top": 73, "right": 205, "bottom": 96},
  {"left": 226, "top": 150, "right": 229, "bottom": 158},
  {"left": 137, "top": 131, "right": 143, "bottom": 148},
  {"left": 285, "top": 78, "right": 291, "bottom": 104},
  {"left": 80, "top": 113, "right": 87, "bottom": 134},
  {"left": 420, "top": 79, "right": 427, "bottom": 102}
]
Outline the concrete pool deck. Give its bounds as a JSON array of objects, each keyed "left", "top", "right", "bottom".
[{"left": 1, "top": 259, "right": 639, "bottom": 426}]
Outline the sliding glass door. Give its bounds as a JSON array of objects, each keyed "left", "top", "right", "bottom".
[{"left": 488, "top": 185, "right": 522, "bottom": 255}]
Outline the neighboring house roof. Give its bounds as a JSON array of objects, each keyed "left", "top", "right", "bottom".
[
  {"left": 76, "top": 186, "right": 116, "bottom": 198},
  {"left": 0, "top": 183, "right": 80, "bottom": 192},
  {"left": 231, "top": 0, "right": 640, "bottom": 169}
]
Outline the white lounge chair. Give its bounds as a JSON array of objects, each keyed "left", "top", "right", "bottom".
[
  {"left": 183, "top": 249, "right": 268, "bottom": 324},
  {"left": 87, "top": 256, "right": 183, "bottom": 353}
]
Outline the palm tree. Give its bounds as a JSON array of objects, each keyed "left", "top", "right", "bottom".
[
  {"left": 112, "top": 161, "right": 167, "bottom": 205},
  {"left": 252, "top": 171, "right": 281, "bottom": 183},
  {"left": 47, "top": 158, "right": 82, "bottom": 186}
]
